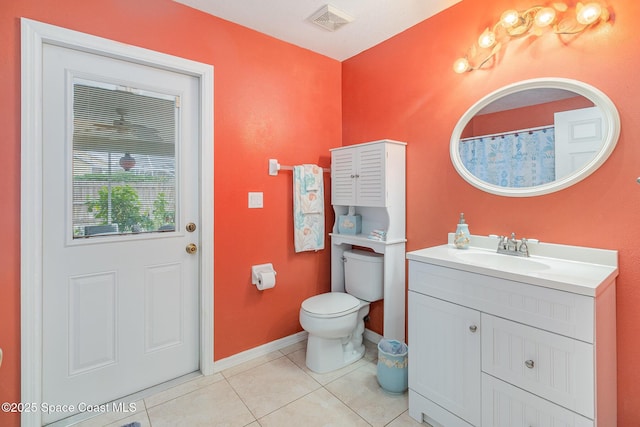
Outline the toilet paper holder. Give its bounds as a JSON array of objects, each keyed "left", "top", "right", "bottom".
[{"left": 251, "top": 263, "right": 276, "bottom": 287}]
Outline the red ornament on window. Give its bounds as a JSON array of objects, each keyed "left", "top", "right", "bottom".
[{"left": 119, "top": 153, "right": 135, "bottom": 171}]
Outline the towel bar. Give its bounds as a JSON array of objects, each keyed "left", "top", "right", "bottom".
[{"left": 268, "top": 159, "right": 330, "bottom": 176}]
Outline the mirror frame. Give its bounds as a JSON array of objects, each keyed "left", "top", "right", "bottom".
[{"left": 450, "top": 77, "right": 620, "bottom": 197}]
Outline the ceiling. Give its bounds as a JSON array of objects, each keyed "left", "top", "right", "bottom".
[{"left": 174, "top": 0, "right": 463, "bottom": 61}]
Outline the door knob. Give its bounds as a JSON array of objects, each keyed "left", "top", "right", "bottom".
[
  {"left": 525, "top": 359, "right": 535, "bottom": 369},
  {"left": 186, "top": 222, "right": 197, "bottom": 232},
  {"left": 185, "top": 243, "right": 198, "bottom": 254}
]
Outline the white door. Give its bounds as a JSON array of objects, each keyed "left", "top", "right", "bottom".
[
  {"left": 42, "top": 43, "right": 200, "bottom": 423},
  {"left": 554, "top": 106, "right": 604, "bottom": 180}
]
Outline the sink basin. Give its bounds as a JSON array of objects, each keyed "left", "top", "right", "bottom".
[
  {"left": 407, "top": 235, "right": 619, "bottom": 296},
  {"left": 454, "top": 250, "right": 551, "bottom": 271}
]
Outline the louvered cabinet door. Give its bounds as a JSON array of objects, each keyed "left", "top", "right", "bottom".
[
  {"left": 355, "top": 144, "right": 386, "bottom": 206},
  {"left": 331, "top": 143, "right": 388, "bottom": 207},
  {"left": 331, "top": 147, "right": 358, "bottom": 205}
]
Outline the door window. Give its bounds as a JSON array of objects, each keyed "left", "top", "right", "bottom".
[{"left": 72, "top": 79, "right": 178, "bottom": 238}]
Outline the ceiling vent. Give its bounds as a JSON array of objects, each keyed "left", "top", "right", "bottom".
[{"left": 308, "top": 4, "right": 354, "bottom": 32}]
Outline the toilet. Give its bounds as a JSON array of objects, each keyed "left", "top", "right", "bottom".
[{"left": 299, "top": 249, "right": 384, "bottom": 373}]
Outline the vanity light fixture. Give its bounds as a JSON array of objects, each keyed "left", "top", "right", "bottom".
[{"left": 453, "top": 2, "right": 610, "bottom": 73}]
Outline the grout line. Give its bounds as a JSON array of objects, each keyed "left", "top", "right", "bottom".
[
  {"left": 220, "top": 352, "right": 287, "bottom": 380},
  {"left": 223, "top": 377, "right": 258, "bottom": 426},
  {"left": 142, "top": 338, "right": 408, "bottom": 426}
]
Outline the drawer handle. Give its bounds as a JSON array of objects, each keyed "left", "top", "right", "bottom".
[
  {"left": 525, "top": 359, "right": 535, "bottom": 369},
  {"left": 469, "top": 325, "right": 477, "bottom": 333}
]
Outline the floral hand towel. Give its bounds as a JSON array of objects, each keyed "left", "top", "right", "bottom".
[{"left": 293, "top": 165, "right": 324, "bottom": 252}]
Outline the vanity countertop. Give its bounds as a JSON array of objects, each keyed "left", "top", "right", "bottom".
[{"left": 407, "top": 234, "right": 618, "bottom": 297}]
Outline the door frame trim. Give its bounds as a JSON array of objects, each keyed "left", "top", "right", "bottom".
[{"left": 20, "top": 18, "right": 214, "bottom": 426}]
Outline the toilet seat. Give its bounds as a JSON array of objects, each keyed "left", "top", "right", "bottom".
[{"left": 301, "top": 293, "right": 360, "bottom": 318}]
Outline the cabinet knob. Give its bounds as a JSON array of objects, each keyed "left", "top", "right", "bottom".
[
  {"left": 469, "top": 325, "right": 477, "bottom": 333},
  {"left": 525, "top": 359, "right": 535, "bottom": 369},
  {"left": 350, "top": 174, "right": 356, "bottom": 178}
]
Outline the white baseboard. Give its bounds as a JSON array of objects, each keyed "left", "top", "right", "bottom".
[
  {"left": 364, "top": 328, "right": 384, "bottom": 344},
  {"left": 213, "top": 331, "right": 308, "bottom": 373},
  {"left": 212, "top": 328, "right": 385, "bottom": 374}
]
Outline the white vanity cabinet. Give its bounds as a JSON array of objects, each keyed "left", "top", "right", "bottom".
[
  {"left": 407, "top": 239, "right": 618, "bottom": 427},
  {"left": 330, "top": 140, "right": 406, "bottom": 340}
]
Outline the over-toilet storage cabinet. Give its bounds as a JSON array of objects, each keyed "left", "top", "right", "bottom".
[
  {"left": 407, "top": 259, "right": 617, "bottom": 427},
  {"left": 329, "top": 140, "right": 406, "bottom": 340},
  {"left": 331, "top": 141, "right": 389, "bottom": 207}
]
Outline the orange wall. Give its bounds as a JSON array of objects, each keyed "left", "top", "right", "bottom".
[
  {"left": 0, "top": 1, "right": 340, "bottom": 425},
  {"left": 463, "top": 96, "right": 594, "bottom": 137},
  {"left": 4, "top": 0, "right": 640, "bottom": 425},
  {"left": 342, "top": 0, "right": 640, "bottom": 424}
]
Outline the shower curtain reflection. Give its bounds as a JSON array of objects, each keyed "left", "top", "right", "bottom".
[{"left": 459, "top": 126, "right": 555, "bottom": 188}]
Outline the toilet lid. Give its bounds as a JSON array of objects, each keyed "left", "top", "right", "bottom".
[{"left": 301, "top": 293, "right": 360, "bottom": 316}]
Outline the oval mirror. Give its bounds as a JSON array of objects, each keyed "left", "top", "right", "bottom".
[{"left": 450, "top": 78, "right": 620, "bottom": 197}]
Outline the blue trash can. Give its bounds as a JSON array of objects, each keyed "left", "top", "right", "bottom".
[{"left": 377, "top": 339, "right": 408, "bottom": 394}]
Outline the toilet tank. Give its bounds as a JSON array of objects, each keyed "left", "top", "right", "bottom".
[{"left": 343, "top": 249, "right": 384, "bottom": 302}]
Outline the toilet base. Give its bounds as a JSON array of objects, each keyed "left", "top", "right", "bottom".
[
  {"left": 304, "top": 305, "right": 369, "bottom": 374},
  {"left": 305, "top": 334, "right": 365, "bottom": 374}
]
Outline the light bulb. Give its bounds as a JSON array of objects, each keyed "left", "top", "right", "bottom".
[
  {"left": 478, "top": 29, "right": 496, "bottom": 48},
  {"left": 534, "top": 7, "right": 556, "bottom": 27},
  {"left": 453, "top": 57, "right": 470, "bottom": 74},
  {"left": 576, "top": 2, "right": 602, "bottom": 25},
  {"left": 500, "top": 9, "right": 520, "bottom": 28}
]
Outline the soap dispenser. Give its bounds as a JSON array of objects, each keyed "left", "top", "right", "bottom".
[{"left": 454, "top": 213, "right": 470, "bottom": 249}]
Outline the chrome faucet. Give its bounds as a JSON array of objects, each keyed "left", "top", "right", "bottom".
[
  {"left": 497, "top": 233, "right": 530, "bottom": 257},
  {"left": 518, "top": 238, "right": 529, "bottom": 257},
  {"left": 507, "top": 233, "right": 518, "bottom": 251}
]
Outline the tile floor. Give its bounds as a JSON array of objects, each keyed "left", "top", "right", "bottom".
[{"left": 69, "top": 339, "right": 424, "bottom": 427}]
